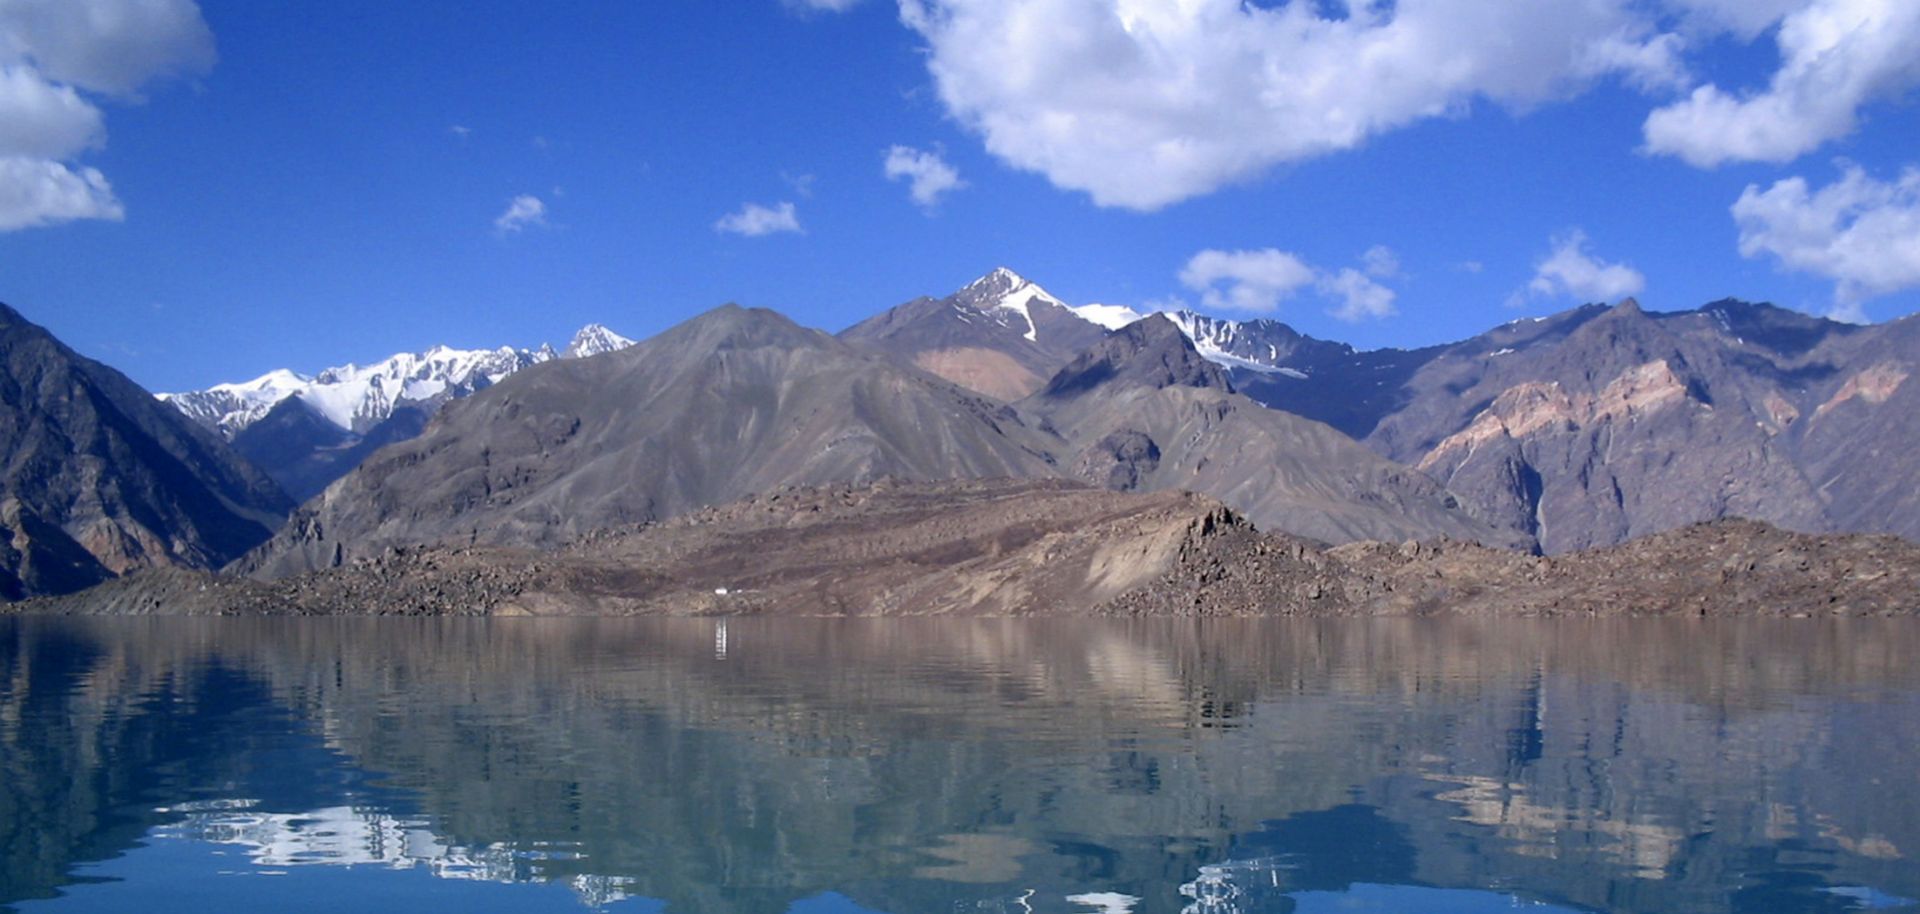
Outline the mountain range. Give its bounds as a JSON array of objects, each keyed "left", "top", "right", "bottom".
[
  {"left": 238, "top": 303, "right": 1513, "bottom": 579},
  {"left": 2, "top": 266, "right": 1916, "bottom": 605},
  {"left": 161, "top": 323, "right": 635, "bottom": 500},
  {"left": 851, "top": 270, "right": 1920, "bottom": 551}
]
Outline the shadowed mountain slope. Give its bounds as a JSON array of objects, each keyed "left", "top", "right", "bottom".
[{"left": 0, "top": 302, "right": 293, "bottom": 600}]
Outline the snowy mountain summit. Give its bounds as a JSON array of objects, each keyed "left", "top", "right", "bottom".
[
  {"left": 162, "top": 324, "right": 636, "bottom": 439},
  {"left": 950, "top": 267, "right": 1070, "bottom": 343},
  {"left": 563, "top": 323, "right": 635, "bottom": 360}
]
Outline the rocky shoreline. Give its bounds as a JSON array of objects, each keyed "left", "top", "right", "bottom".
[{"left": 11, "top": 479, "right": 1916, "bottom": 618}]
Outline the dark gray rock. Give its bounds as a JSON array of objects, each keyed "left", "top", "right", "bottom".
[{"left": 0, "top": 301, "right": 293, "bottom": 599}]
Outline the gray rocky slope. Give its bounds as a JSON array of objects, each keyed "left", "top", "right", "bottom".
[
  {"left": 1020, "top": 316, "right": 1529, "bottom": 548},
  {"left": 1359, "top": 300, "right": 1920, "bottom": 552},
  {"left": 0, "top": 302, "right": 293, "bottom": 600},
  {"left": 238, "top": 305, "right": 1516, "bottom": 578}
]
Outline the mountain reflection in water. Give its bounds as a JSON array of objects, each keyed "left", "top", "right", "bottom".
[{"left": 2, "top": 618, "right": 1916, "bottom": 914}]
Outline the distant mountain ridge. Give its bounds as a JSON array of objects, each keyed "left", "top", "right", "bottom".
[
  {"left": 162, "top": 323, "right": 636, "bottom": 502},
  {"left": 163, "top": 323, "right": 635, "bottom": 438}
]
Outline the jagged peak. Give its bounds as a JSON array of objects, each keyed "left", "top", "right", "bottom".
[
  {"left": 962, "top": 266, "right": 1028, "bottom": 293},
  {"left": 563, "top": 322, "right": 636, "bottom": 360}
]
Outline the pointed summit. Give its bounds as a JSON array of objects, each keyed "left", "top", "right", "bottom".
[
  {"left": 563, "top": 323, "right": 636, "bottom": 360},
  {"left": 1038, "top": 314, "right": 1234, "bottom": 399},
  {"left": 952, "top": 267, "right": 1068, "bottom": 342}
]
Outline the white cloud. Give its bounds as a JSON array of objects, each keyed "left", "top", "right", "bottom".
[
  {"left": 0, "top": 0, "right": 215, "bottom": 96},
  {"left": 1643, "top": 0, "right": 1920, "bottom": 167},
  {"left": 1361, "top": 245, "right": 1401, "bottom": 279},
  {"left": 1577, "top": 30, "right": 1690, "bottom": 92},
  {"left": 1179, "top": 249, "right": 1316, "bottom": 313},
  {"left": 787, "top": 0, "right": 862, "bottom": 10},
  {"left": 0, "top": 66, "right": 107, "bottom": 160},
  {"left": 897, "top": 0, "right": 1714, "bottom": 211},
  {"left": 1732, "top": 163, "right": 1920, "bottom": 317},
  {"left": 714, "top": 200, "right": 802, "bottom": 237},
  {"left": 493, "top": 194, "right": 547, "bottom": 234},
  {"left": 1320, "top": 268, "right": 1399, "bottom": 322},
  {"left": 891, "top": 0, "right": 1920, "bottom": 205},
  {"left": 883, "top": 144, "right": 964, "bottom": 208},
  {"left": 0, "top": 156, "right": 121, "bottom": 230},
  {"left": 1522, "top": 230, "right": 1646, "bottom": 303},
  {"left": 450, "top": 124, "right": 472, "bottom": 138},
  {"left": 1178, "top": 247, "right": 1397, "bottom": 321},
  {"left": 0, "top": 0, "right": 213, "bottom": 232}
]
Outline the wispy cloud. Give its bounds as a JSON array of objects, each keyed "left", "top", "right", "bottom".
[
  {"left": 1516, "top": 229, "right": 1645, "bottom": 305},
  {"left": 883, "top": 145, "right": 965, "bottom": 208},
  {"left": 714, "top": 200, "right": 801, "bottom": 237},
  {"left": 493, "top": 194, "right": 547, "bottom": 234},
  {"left": 784, "top": 0, "right": 862, "bottom": 12}
]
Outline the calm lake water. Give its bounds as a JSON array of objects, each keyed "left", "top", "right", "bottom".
[{"left": 1, "top": 617, "right": 1916, "bottom": 914}]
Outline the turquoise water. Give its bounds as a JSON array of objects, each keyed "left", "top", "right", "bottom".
[{"left": 2, "top": 617, "right": 1916, "bottom": 914}]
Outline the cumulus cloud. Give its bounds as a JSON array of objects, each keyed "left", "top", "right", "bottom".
[
  {"left": 888, "top": 0, "right": 1920, "bottom": 206},
  {"left": 0, "top": 0, "right": 215, "bottom": 96},
  {"left": 715, "top": 200, "right": 802, "bottom": 237},
  {"left": 1178, "top": 247, "right": 1398, "bottom": 321},
  {"left": 1521, "top": 230, "right": 1646, "bottom": 303},
  {"left": 1320, "top": 269, "right": 1399, "bottom": 322},
  {"left": 0, "top": 66, "right": 106, "bottom": 160},
  {"left": 883, "top": 144, "right": 964, "bottom": 208},
  {"left": 0, "top": 0, "right": 214, "bottom": 231},
  {"left": 1732, "top": 163, "right": 1920, "bottom": 319},
  {"left": 1179, "top": 249, "right": 1316, "bottom": 313},
  {"left": 1643, "top": 0, "right": 1920, "bottom": 167},
  {"left": 493, "top": 195, "right": 547, "bottom": 234},
  {"left": 0, "top": 157, "right": 121, "bottom": 230},
  {"left": 898, "top": 0, "right": 1717, "bottom": 210}
]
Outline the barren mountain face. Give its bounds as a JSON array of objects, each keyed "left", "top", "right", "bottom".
[{"left": 0, "top": 303, "right": 293, "bottom": 600}]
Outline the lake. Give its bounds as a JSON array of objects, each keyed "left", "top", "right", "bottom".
[{"left": 1, "top": 617, "right": 1915, "bottom": 914}]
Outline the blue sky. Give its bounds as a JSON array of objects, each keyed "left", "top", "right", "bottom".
[{"left": 2, "top": 0, "right": 1917, "bottom": 392}]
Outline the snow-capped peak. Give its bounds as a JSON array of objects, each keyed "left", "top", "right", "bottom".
[
  {"left": 955, "top": 266, "right": 1066, "bottom": 342},
  {"left": 564, "top": 323, "right": 636, "bottom": 360},
  {"left": 163, "top": 323, "right": 636, "bottom": 438}
]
